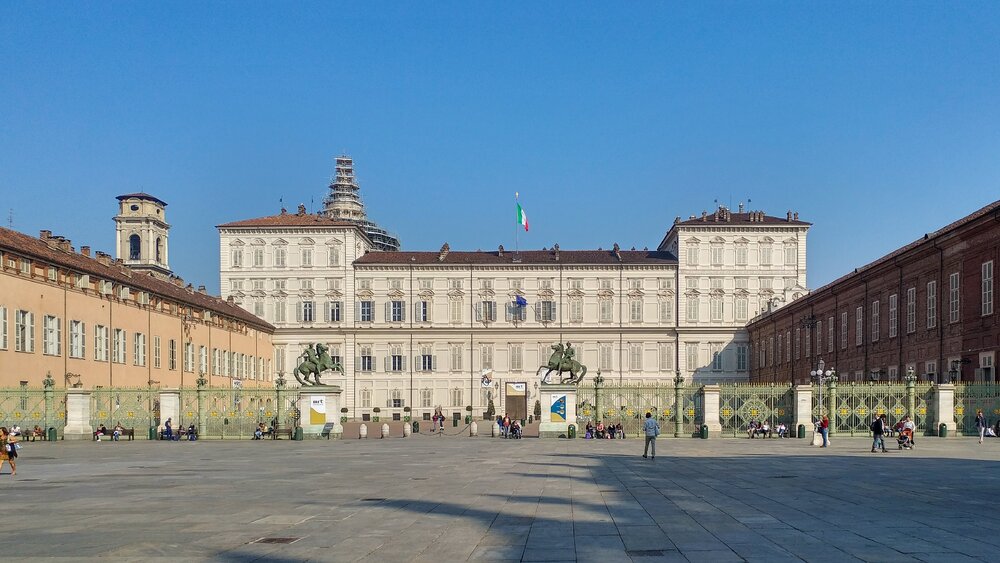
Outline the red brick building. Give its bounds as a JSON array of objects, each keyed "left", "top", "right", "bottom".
[{"left": 748, "top": 200, "right": 999, "bottom": 384}]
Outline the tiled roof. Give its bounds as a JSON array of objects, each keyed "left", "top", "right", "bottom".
[
  {"left": 674, "top": 211, "right": 811, "bottom": 226},
  {"left": 217, "top": 212, "right": 360, "bottom": 229},
  {"left": 0, "top": 227, "right": 273, "bottom": 332},
  {"left": 355, "top": 248, "right": 677, "bottom": 266},
  {"left": 116, "top": 192, "right": 167, "bottom": 206}
]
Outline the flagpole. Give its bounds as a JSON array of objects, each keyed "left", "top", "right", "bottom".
[{"left": 514, "top": 191, "right": 520, "bottom": 261}]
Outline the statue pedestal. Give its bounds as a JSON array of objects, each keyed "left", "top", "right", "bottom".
[
  {"left": 297, "top": 386, "right": 343, "bottom": 439},
  {"left": 538, "top": 384, "right": 577, "bottom": 438}
]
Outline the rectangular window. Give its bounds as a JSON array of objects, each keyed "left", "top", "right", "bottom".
[
  {"left": 600, "top": 300, "right": 613, "bottom": 322},
  {"left": 984, "top": 261, "right": 994, "bottom": 316},
  {"left": 0, "top": 306, "right": 6, "bottom": 350},
  {"left": 794, "top": 327, "right": 801, "bottom": 359},
  {"left": 450, "top": 344, "right": 463, "bottom": 371},
  {"left": 510, "top": 343, "right": 523, "bottom": 371},
  {"left": 420, "top": 345, "right": 434, "bottom": 371},
  {"left": 906, "top": 287, "right": 916, "bottom": 333},
  {"left": 855, "top": 306, "right": 863, "bottom": 346},
  {"left": 231, "top": 249, "right": 243, "bottom": 268},
  {"left": 735, "top": 297, "right": 748, "bottom": 321},
  {"left": 889, "top": 294, "right": 898, "bottom": 338},
  {"left": 360, "top": 389, "right": 371, "bottom": 408},
  {"left": 870, "top": 301, "right": 880, "bottom": 342},
  {"left": 736, "top": 345, "right": 748, "bottom": 371},
  {"left": 302, "top": 301, "right": 315, "bottom": 323},
  {"left": 786, "top": 331, "right": 791, "bottom": 363},
  {"left": 134, "top": 332, "right": 146, "bottom": 366},
  {"left": 415, "top": 301, "right": 430, "bottom": 322},
  {"left": 199, "top": 345, "right": 207, "bottom": 374},
  {"left": 94, "top": 325, "right": 108, "bottom": 361},
  {"left": 828, "top": 317, "right": 834, "bottom": 353},
  {"left": 735, "top": 277, "right": 748, "bottom": 290},
  {"left": 476, "top": 301, "right": 496, "bottom": 323},
  {"left": 711, "top": 246, "right": 723, "bottom": 266},
  {"left": 389, "top": 347, "right": 404, "bottom": 371},
  {"left": 777, "top": 332, "right": 782, "bottom": 363},
  {"left": 153, "top": 336, "right": 161, "bottom": 369},
  {"left": 419, "top": 278, "right": 433, "bottom": 290},
  {"left": 449, "top": 279, "right": 463, "bottom": 290},
  {"left": 359, "top": 346, "right": 373, "bottom": 371},
  {"left": 113, "top": 328, "right": 126, "bottom": 364},
  {"left": 420, "top": 389, "right": 433, "bottom": 408},
  {"left": 805, "top": 329, "right": 811, "bottom": 358},
  {"left": 389, "top": 279, "right": 403, "bottom": 290},
  {"left": 710, "top": 278, "right": 723, "bottom": 290},
  {"left": 686, "top": 246, "right": 699, "bottom": 265},
  {"left": 659, "top": 343, "right": 674, "bottom": 371},
  {"left": 538, "top": 301, "right": 556, "bottom": 322},
  {"left": 629, "top": 343, "right": 642, "bottom": 371},
  {"left": 359, "top": 301, "right": 374, "bottom": 322},
  {"left": 760, "top": 245, "right": 772, "bottom": 266},
  {"left": 686, "top": 277, "right": 699, "bottom": 290},
  {"left": 816, "top": 320, "right": 822, "bottom": 352},
  {"left": 168, "top": 339, "right": 177, "bottom": 370},
  {"left": 273, "top": 247, "right": 286, "bottom": 267},
  {"left": 927, "top": 281, "right": 937, "bottom": 329},
  {"left": 658, "top": 277, "right": 673, "bottom": 290},
  {"left": 390, "top": 300, "right": 406, "bottom": 322},
  {"left": 449, "top": 300, "right": 463, "bottom": 323},
  {"left": 841, "top": 312, "right": 848, "bottom": 350},
  {"left": 599, "top": 343, "right": 613, "bottom": 371},
  {"left": 253, "top": 301, "right": 264, "bottom": 317},
  {"left": 301, "top": 248, "right": 312, "bottom": 267},
  {"left": 949, "top": 272, "right": 960, "bottom": 323},
  {"left": 736, "top": 246, "right": 748, "bottom": 266},
  {"left": 252, "top": 248, "right": 264, "bottom": 267},
  {"left": 69, "top": 320, "right": 85, "bottom": 358},
  {"left": 43, "top": 315, "right": 61, "bottom": 356},
  {"left": 760, "top": 277, "right": 772, "bottom": 290},
  {"left": 300, "top": 279, "right": 312, "bottom": 290},
  {"left": 711, "top": 343, "right": 723, "bottom": 371},
  {"left": 480, "top": 344, "right": 494, "bottom": 370},
  {"left": 686, "top": 343, "right": 699, "bottom": 372},
  {"left": 568, "top": 299, "right": 582, "bottom": 322},
  {"left": 630, "top": 299, "right": 643, "bottom": 322},
  {"left": 183, "top": 342, "right": 194, "bottom": 372},
  {"left": 327, "top": 301, "right": 342, "bottom": 322},
  {"left": 710, "top": 297, "right": 722, "bottom": 322},
  {"left": 274, "top": 300, "right": 286, "bottom": 323},
  {"left": 328, "top": 247, "right": 340, "bottom": 266},
  {"left": 784, "top": 245, "right": 797, "bottom": 266},
  {"left": 686, "top": 297, "right": 699, "bottom": 322},
  {"left": 451, "top": 388, "right": 463, "bottom": 408}
]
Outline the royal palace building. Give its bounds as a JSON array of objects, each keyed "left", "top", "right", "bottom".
[
  {"left": 219, "top": 159, "right": 811, "bottom": 419},
  {"left": 748, "top": 199, "right": 1000, "bottom": 385},
  {"left": 0, "top": 194, "right": 274, "bottom": 389}
]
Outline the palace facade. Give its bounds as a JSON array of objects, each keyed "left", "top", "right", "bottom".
[
  {"left": 748, "top": 199, "right": 999, "bottom": 385},
  {"left": 219, "top": 159, "right": 810, "bottom": 419},
  {"left": 0, "top": 194, "right": 274, "bottom": 389}
]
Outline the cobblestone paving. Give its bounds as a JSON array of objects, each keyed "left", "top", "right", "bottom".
[{"left": 1, "top": 434, "right": 998, "bottom": 562}]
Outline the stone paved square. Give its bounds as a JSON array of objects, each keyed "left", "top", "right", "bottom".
[{"left": 1, "top": 435, "right": 998, "bottom": 562}]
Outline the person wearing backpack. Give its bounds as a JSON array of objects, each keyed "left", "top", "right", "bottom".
[
  {"left": 871, "top": 414, "right": 887, "bottom": 453},
  {"left": 642, "top": 412, "right": 660, "bottom": 459}
]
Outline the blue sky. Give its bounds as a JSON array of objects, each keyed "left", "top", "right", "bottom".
[{"left": 2, "top": 3, "right": 999, "bottom": 294}]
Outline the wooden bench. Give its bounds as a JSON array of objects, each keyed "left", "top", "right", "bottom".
[
  {"left": 159, "top": 427, "right": 196, "bottom": 440},
  {"left": 271, "top": 425, "right": 294, "bottom": 440},
  {"left": 27, "top": 429, "right": 48, "bottom": 442},
  {"left": 94, "top": 427, "right": 135, "bottom": 441}
]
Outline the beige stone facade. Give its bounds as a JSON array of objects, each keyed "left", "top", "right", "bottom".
[{"left": 0, "top": 225, "right": 273, "bottom": 389}]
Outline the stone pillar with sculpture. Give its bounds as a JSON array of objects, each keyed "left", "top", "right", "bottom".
[
  {"left": 292, "top": 343, "right": 346, "bottom": 439},
  {"left": 537, "top": 341, "right": 587, "bottom": 438}
]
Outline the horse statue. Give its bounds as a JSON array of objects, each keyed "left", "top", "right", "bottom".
[
  {"left": 540, "top": 342, "right": 587, "bottom": 385},
  {"left": 294, "top": 343, "right": 343, "bottom": 386}
]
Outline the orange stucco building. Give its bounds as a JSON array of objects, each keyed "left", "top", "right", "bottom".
[{"left": 0, "top": 224, "right": 274, "bottom": 389}]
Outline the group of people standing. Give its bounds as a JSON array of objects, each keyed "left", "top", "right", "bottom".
[{"left": 496, "top": 414, "right": 522, "bottom": 438}]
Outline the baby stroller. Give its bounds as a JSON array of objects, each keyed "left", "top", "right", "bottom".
[
  {"left": 509, "top": 422, "right": 523, "bottom": 439},
  {"left": 897, "top": 428, "right": 914, "bottom": 450}
]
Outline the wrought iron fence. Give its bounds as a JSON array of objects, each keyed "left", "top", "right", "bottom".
[
  {"left": 90, "top": 387, "right": 159, "bottom": 433},
  {"left": 719, "top": 383, "right": 794, "bottom": 437},
  {"left": 0, "top": 388, "right": 55, "bottom": 437},
  {"left": 955, "top": 383, "right": 1000, "bottom": 435},
  {"left": 576, "top": 382, "right": 698, "bottom": 437}
]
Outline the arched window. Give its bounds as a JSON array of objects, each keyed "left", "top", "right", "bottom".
[
  {"left": 155, "top": 237, "right": 162, "bottom": 263},
  {"left": 129, "top": 234, "right": 141, "bottom": 260}
]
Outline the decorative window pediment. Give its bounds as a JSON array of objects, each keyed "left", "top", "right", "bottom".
[
  {"left": 356, "top": 289, "right": 374, "bottom": 299},
  {"left": 711, "top": 236, "right": 725, "bottom": 244},
  {"left": 597, "top": 289, "right": 615, "bottom": 299},
  {"left": 418, "top": 289, "right": 435, "bottom": 299},
  {"left": 326, "top": 289, "right": 343, "bottom": 298},
  {"left": 387, "top": 289, "right": 406, "bottom": 299},
  {"left": 686, "top": 237, "right": 701, "bottom": 244},
  {"left": 273, "top": 238, "right": 288, "bottom": 246},
  {"left": 685, "top": 289, "right": 701, "bottom": 297},
  {"left": 567, "top": 288, "right": 585, "bottom": 298},
  {"left": 447, "top": 289, "right": 465, "bottom": 298},
  {"left": 759, "top": 288, "right": 774, "bottom": 296},
  {"left": 273, "top": 290, "right": 288, "bottom": 298},
  {"left": 735, "top": 237, "right": 750, "bottom": 244},
  {"left": 760, "top": 236, "right": 774, "bottom": 243},
  {"left": 299, "top": 237, "right": 315, "bottom": 245},
  {"left": 478, "top": 288, "right": 496, "bottom": 298},
  {"left": 709, "top": 288, "right": 725, "bottom": 297},
  {"left": 734, "top": 288, "right": 750, "bottom": 297},
  {"left": 231, "top": 239, "right": 245, "bottom": 247},
  {"left": 657, "top": 289, "right": 674, "bottom": 298},
  {"left": 299, "top": 289, "right": 315, "bottom": 298},
  {"left": 537, "top": 288, "right": 555, "bottom": 299},
  {"left": 251, "top": 289, "right": 266, "bottom": 298},
  {"left": 251, "top": 238, "right": 265, "bottom": 246},
  {"left": 627, "top": 289, "right": 644, "bottom": 298},
  {"left": 325, "top": 237, "right": 343, "bottom": 245}
]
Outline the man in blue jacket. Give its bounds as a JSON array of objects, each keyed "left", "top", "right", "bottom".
[{"left": 642, "top": 412, "right": 660, "bottom": 459}]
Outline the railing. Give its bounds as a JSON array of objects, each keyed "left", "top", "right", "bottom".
[
  {"left": 719, "top": 383, "right": 794, "bottom": 437},
  {"left": 576, "top": 381, "right": 699, "bottom": 437},
  {"left": 955, "top": 383, "right": 1000, "bottom": 435}
]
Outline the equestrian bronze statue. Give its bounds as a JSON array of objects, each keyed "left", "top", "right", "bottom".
[
  {"left": 294, "top": 343, "right": 342, "bottom": 386},
  {"left": 540, "top": 342, "right": 587, "bottom": 385}
]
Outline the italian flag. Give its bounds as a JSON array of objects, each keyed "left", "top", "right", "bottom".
[{"left": 517, "top": 202, "right": 529, "bottom": 232}]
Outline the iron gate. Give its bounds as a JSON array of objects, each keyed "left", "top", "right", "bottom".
[
  {"left": 719, "top": 383, "right": 794, "bottom": 437},
  {"left": 955, "top": 383, "right": 1000, "bottom": 435},
  {"left": 90, "top": 387, "right": 159, "bottom": 433}
]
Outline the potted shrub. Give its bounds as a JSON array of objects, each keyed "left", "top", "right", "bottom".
[
  {"left": 485, "top": 399, "right": 496, "bottom": 420},
  {"left": 534, "top": 400, "right": 542, "bottom": 419},
  {"left": 465, "top": 405, "right": 473, "bottom": 424},
  {"left": 340, "top": 407, "right": 349, "bottom": 424},
  {"left": 372, "top": 407, "right": 381, "bottom": 422},
  {"left": 403, "top": 406, "right": 412, "bottom": 423}
]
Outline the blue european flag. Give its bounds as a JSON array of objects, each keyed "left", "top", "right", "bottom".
[{"left": 514, "top": 295, "right": 528, "bottom": 307}]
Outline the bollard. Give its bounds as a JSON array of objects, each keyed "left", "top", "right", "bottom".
[
  {"left": 381, "top": 423, "right": 390, "bottom": 438},
  {"left": 797, "top": 424, "right": 806, "bottom": 439},
  {"left": 412, "top": 421, "right": 420, "bottom": 433},
  {"left": 359, "top": 423, "right": 368, "bottom": 439},
  {"left": 939, "top": 423, "right": 948, "bottom": 438},
  {"left": 568, "top": 424, "right": 576, "bottom": 439},
  {"left": 470, "top": 421, "right": 478, "bottom": 437},
  {"left": 700, "top": 424, "right": 709, "bottom": 439},
  {"left": 491, "top": 423, "right": 498, "bottom": 437},
  {"left": 403, "top": 422, "right": 412, "bottom": 437}
]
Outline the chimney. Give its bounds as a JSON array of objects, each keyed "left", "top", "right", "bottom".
[
  {"left": 296, "top": 204, "right": 307, "bottom": 216},
  {"left": 674, "top": 216, "right": 680, "bottom": 224},
  {"left": 80, "top": 246, "right": 91, "bottom": 257},
  {"left": 39, "top": 229, "right": 52, "bottom": 240},
  {"left": 612, "top": 242, "right": 621, "bottom": 262},
  {"left": 438, "top": 242, "right": 450, "bottom": 262},
  {"left": 185, "top": 283, "right": 194, "bottom": 293},
  {"left": 498, "top": 244, "right": 504, "bottom": 258},
  {"left": 197, "top": 285, "right": 207, "bottom": 294},
  {"left": 553, "top": 243, "right": 560, "bottom": 261},
  {"left": 227, "top": 295, "right": 235, "bottom": 304},
  {"left": 701, "top": 211, "right": 707, "bottom": 221},
  {"left": 280, "top": 207, "right": 287, "bottom": 215},
  {"left": 787, "top": 210, "right": 793, "bottom": 221},
  {"left": 793, "top": 212, "right": 799, "bottom": 220},
  {"left": 172, "top": 276, "right": 184, "bottom": 287},
  {"left": 738, "top": 202, "right": 744, "bottom": 213},
  {"left": 95, "top": 251, "right": 112, "bottom": 266}
]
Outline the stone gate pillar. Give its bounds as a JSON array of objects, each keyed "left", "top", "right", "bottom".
[
  {"left": 159, "top": 389, "right": 181, "bottom": 432},
  {"left": 63, "top": 388, "right": 93, "bottom": 440},
  {"left": 793, "top": 384, "right": 813, "bottom": 436},
  {"left": 827, "top": 379, "right": 838, "bottom": 436},
  {"left": 673, "top": 377, "right": 685, "bottom": 437},
  {"left": 698, "top": 384, "right": 722, "bottom": 438},
  {"left": 933, "top": 383, "right": 956, "bottom": 437}
]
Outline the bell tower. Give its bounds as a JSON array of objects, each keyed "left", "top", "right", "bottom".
[{"left": 114, "top": 193, "right": 172, "bottom": 277}]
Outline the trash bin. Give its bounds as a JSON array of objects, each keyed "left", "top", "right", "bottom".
[
  {"left": 797, "top": 424, "right": 806, "bottom": 439},
  {"left": 293, "top": 427, "right": 304, "bottom": 441},
  {"left": 939, "top": 423, "right": 948, "bottom": 438},
  {"left": 413, "top": 421, "right": 420, "bottom": 433},
  {"left": 568, "top": 424, "right": 577, "bottom": 439},
  {"left": 700, "top": 424, "right": 709, "bottom": 439},
  {"left": 47, "top": 427, "right": 57, "bottom": 442},
  {"left": 148, "top": 426, "right": 156, "bottom": 440},
  {"left": 465, "top": 415, "right": 472, "bottom": 424}
]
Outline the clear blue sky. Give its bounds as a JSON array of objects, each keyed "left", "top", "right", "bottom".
[{"left": 2, "top": 3, "right": 999, "bottom": 294}]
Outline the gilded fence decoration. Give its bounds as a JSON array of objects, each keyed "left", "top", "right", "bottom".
[
  {"left": 816, "top": 382, "right": 932, "bottom": 436},
  {"left": 90, "top": 387, "right": 158, "bottom": 432},
  {"left": 719, "top": 383, "right": 793, "bottom": 437},
  {"left": 955, "top": 383, "right": 1000, "bottom": 435},
  {"left": 0, "top": 388, "right": 51, "bottom": 435},
  {"left": 576, "top": 382, "right": 698, "bottom": 437}
]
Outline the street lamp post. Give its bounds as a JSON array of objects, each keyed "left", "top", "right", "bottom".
[
  {"left": 593, "top": 370, "right": 604, "bottom": 424},
  {"left": 810, "top": 358, "right": 836, "bottom": 423}
]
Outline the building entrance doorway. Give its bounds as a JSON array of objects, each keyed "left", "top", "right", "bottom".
[{"left": 505, "top": 382, "right": 527, "bottom": 421}]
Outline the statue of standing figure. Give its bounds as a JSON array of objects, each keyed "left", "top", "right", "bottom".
[
  {"left": 540, "top": 342, "right": 587, "bottom": 385},
  {"left": 294, "top": 343, "right": 342, "bottom": 386}
]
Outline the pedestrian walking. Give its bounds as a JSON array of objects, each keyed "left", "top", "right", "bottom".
[
  {"left": 870, "top": 414, "right": 887, "bottom": 453},
  {"left": 642, "top": 412, "right": 659, "bottom": 459},
  {"left": 0, "top": 426, "right": 17, "bottom": 476},
  {"left": 975, "top": 410, "right": 987, "bottom": 444},
  {"left": 820, "top": 415, "right": 830, "bottom": 447}
]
